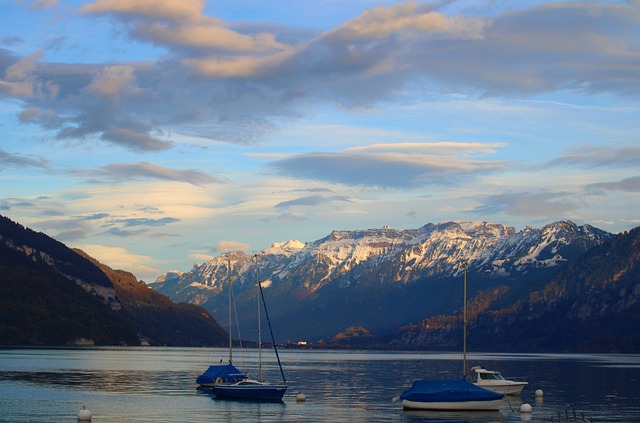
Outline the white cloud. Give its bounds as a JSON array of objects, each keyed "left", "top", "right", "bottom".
[
  {"left": 76, "top": 244, "right": 158, "bottom": 280},
  {"left": 212, "top": 240, "right": 250, "bottom": 253}
]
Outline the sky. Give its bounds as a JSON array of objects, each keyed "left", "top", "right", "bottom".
[{"left": 1, "top": 0, "right": 639, "bottom": 282}]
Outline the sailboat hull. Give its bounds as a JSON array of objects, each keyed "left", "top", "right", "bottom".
[
  {"left": 213, "top": 380, "right": 287, "bottom": 401},
  {"left": 402, "top": 398, "right": 503, "bottom": 411},
  {"left": 400, "top": 379, "right": 504, "bottom": 411}
]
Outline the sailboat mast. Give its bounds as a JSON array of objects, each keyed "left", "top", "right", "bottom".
[
  {"left": 463, "top": 261, "right": 467, "bottom": 377},
  {"left": 256, "top": 254, "right": 263, "bottom": 381},
  {"left": 256, "top": 260, "right": 287, "bottom": 385},
  {"left": 228, "top": 259, "right": 233, "bottom": 364}
]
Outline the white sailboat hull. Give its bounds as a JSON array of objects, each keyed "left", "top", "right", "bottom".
[{"left": 402, "top": 398, "right": 503, "bottom": 411}]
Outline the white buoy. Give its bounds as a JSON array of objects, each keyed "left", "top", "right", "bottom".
[
  {"left": 520, "top": 403, "right": 532, "bottom": 413},
  {"left": 296, "top": 393, "right": 306, "bottom": 402},
  {"left": 535, "top": 389, "right": 544, "bottom": 397},
  {"left": 77, "top": 405, "right": 92, "bottom": 421}
]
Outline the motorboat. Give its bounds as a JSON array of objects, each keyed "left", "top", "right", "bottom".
[{"left": 471, "top": 366, "right": 528, "bottom": 396}]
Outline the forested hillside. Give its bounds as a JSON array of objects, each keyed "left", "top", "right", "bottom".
[{"left": 0, "top": 215, "right": 228, "bottom": 347}]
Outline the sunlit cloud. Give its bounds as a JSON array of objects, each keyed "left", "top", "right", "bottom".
[
  {"left": 212, "top": 240, "right": 250, "bottom": 253},
  {"left": 72, "top": 162, "right": 225, "bottom": 186},
  {"left": 268, "top": 143, "right": 505, "bottom": 188},
  {"left": 327, "top": 2, "right": 487, "bottom": 42},
  {"left": 76, "top": 243, "right": 158, "bottom": 279},
  {"left": 87, "top": 65, "right": 139, "bottom": 100},
  {"left": 275, "top": 212, "right": 307, "bottom": 222}
]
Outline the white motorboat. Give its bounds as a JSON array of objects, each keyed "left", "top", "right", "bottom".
[{"left": 471, "top": 366, "right": 528, "bottom": 396}]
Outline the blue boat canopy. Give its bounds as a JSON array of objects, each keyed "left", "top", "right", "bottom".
[
  {"left": 400, "top": 379, "right": 503, "bottom": 403},
  {"left": 196, "top": 363, "right": 246, "bottom": 386}
]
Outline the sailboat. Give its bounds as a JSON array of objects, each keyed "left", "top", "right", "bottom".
[
  {"left": 196, "top": 260, "right": 247, "bottom": 388},
  {"left": 212, "top": 255, "right": 288, "bottom": 401},
  {"left": 399, "top": 262, "right": 504, "bottom": 411}
]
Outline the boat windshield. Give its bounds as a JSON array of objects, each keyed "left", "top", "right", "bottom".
[{"left": 480, "top": 372, "right": 505, "bottom": 381}]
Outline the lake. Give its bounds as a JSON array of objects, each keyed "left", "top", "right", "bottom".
[{"left": 0, "top": 348, "right": 638, "bottom": 422}]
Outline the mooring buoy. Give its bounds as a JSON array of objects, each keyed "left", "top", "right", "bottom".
[{"left": 77, "top": 405, "right": 92, "bottom": 421}]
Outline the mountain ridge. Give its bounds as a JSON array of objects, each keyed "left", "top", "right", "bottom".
[{"left": 153, "top": 220, "right": 613, "bottom": 344}]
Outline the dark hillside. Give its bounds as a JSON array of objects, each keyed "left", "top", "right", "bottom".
[
  {"left": 79, "top": 251, "right": 228, "bottom": 347},
  {"left": 0, "top": 245, "right": 138, "bottom": 346},
  {"left": 0, "top": 215, "right": 112, "bottom": 288},
  {"left": 0, "top": 214, "right": 228, "bottom": 347}
]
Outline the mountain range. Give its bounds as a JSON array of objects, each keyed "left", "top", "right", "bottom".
[
  {"left": 153, "top": 220, "right": 639, "bottom": 351},
  {"left": 3, "top": 213, "right": 637, "bottom": 352},
  {"left": 0, "top": 214, "right": 227, "bottom": 347}
]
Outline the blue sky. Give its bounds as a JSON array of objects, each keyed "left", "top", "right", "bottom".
[{"left": 1, "top": 0, "right": 639, "bottom": 281}]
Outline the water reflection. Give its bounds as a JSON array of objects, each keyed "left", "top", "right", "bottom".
[
  {"left": 402, "top": 409, "right": 506, "bottom": 422},
  {"left": 0, "top": 348, "right": 639, "bottom": 423},
  {"left": 0, "top": 369, "right": 194, "bottom": 395}
]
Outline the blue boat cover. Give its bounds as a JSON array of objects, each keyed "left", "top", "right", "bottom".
[
  {"left": 196, "top": 363, "right": 246, "bottom": 386},
  {"left": 400, "top": 379, "right": 503, "bottom": 403}
]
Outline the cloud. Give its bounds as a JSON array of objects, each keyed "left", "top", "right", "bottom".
[
  {"left": 345, "top": 142, "right": 505, "bottom": 155},
  {"left": 212, "top": 240, "right": 250, "bottom": 253},
  {"left": 73, "top": 161, "right": 223, "bottom": 186},
  {"left": 3, "top": 1, "right": 640, "bottom": 153},
  {"left": 327, "top": 2, "right": 487, "bottom": 43},
  {"left": 100, "top": 227, "right": 146, "bottom": 237},
  {"left": 100, "top": 127, "right": 172, "bottom": 152},
  {"left": 0, "top": 148, "right": 49, "bottom": 170},
  {"left": 275, "top": 213, "right": 307, "bottom": 222},
  {"left": 268, "top": 142, "right": 505, "bottom": 188},
  {"left": 27, "top": 0, "right": 59, "bottom": 11},
  {"left": 84, "top": 213, "right": 110, "bottom": 220},
  {"left": 19, "top": 107, "right": 61, "bottom": 129},
  {"left": 76, "top": 243, "right": 158, "bottom": 279},
  {"left": 544, "top": 147, "right": 640, "bottom": 169},
  {"left": 87, "top": 65, "right": 139, "bottom": 100},
  {"left": 472, "top": 191, "right": 577, "bottom": 217},
  {"left": 0, "top": 51, "right": 58, "bottom": 98},
  {"left": 586, "top": 176, "right": 640, "bottom": 194},
  {"left": 79, "top": 0, "right": 205, "bottom": 23},
  {"left": 117, "top": 217, "right": 180, "bottom": 227},
  {"left": 275, "top": 194, "right": 351, "bottom": 209},
  {"left": 81, "top": 0, "right": 290, "bottom": 59}
]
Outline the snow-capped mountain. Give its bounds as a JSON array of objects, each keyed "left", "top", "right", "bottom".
[{"left": 153, "top": 220, "right": 612, "bottom": 341}]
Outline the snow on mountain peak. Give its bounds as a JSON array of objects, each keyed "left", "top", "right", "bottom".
[
  {"left": 261, "top": 240, "right": 305, "bottom": 256},
  {"left": 154, "top": 220, "right": 614, "bottom": 300}
]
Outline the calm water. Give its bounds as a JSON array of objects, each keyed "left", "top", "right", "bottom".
[{"left": 0, "top": 348, "right": 638, "bottom": 422}]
